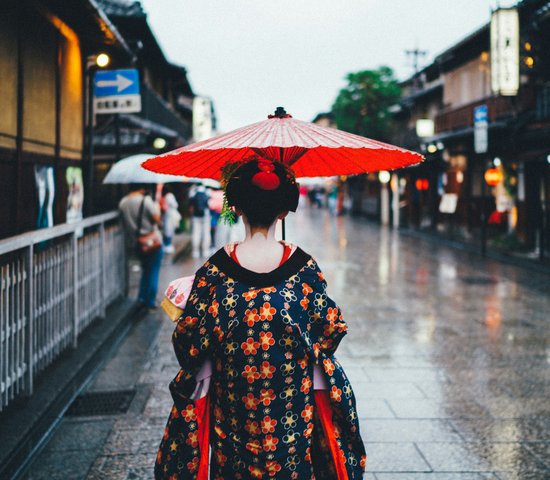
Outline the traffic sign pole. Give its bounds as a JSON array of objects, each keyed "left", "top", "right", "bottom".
[
  {"left": 86, "top": 68, "right": 95, "bottom": 216},
  {"left": 114, "top": 113, "right": 121, "bottom": 163},
  {"left": 86, "top": 69, "right": 141, "bottom": 215}
]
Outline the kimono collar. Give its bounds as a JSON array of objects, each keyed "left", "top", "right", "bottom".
[{"left": 209, "top": 246, "right": 311, "bottom": 288}]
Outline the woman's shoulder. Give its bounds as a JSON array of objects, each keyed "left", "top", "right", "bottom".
[
  {"left": 285, "top": 244, "right": 318, "bottom": 266},
  {"left": 199, "top": 243, "right": 313, "bottom": 289}
]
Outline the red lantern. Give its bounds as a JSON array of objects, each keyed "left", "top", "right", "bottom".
[
  {"left": 484, "top": 168, "right": 502, "bottom": 186},
  {"left": 415, "top": 179, "right": 429, "bottom": 191}
]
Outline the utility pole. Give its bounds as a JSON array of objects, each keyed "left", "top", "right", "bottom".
[{"left": 406, "top": 47, "right": 428, "bottom": 89}]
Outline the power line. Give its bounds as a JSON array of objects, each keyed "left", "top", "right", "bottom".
[{"left": 405, "top": 48, "right": 428, "bottom": 76}]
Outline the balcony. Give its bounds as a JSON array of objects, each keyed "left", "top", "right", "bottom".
[
  {"left": 94, "top": 82, "right": 192, "bottom": 153},
  {"left": 140, "top": 83, "right": 192, "bottom": 142},
  {"left": 435, "top": 88, "right": 536, "bottom": 133}
]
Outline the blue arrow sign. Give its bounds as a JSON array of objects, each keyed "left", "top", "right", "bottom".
[
  {"left": 93, "top": 69, "right": 140, "bottom": 97},
  {"left": 473, "top": 105, "right": 488, "bottom": 125},
  {"left": 93, "top": 69, "right": 141, "bottom": 114},
  {"left": 474, "top": 104, "right": 488, "bottom": 153}
]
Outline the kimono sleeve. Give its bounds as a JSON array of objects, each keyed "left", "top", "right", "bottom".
[
  {"left": 305, "top": 271, "right": 347, "bottom": 359},
  {"left": 171, "top": 276, "right": 216, "bottom": 376}
]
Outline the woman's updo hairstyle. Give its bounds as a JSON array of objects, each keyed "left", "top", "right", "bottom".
[{"left": 223, "top": 156, "right": 299, "bottom": 228}]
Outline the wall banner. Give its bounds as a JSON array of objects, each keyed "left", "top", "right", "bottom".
[{"left": 34, "top": 166, "right": 55, "bottom": 229}]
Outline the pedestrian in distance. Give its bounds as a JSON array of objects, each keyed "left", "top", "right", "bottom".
[
  {"left": 208, "top": 188, "right": 224, "bottom": 248},
  {"left": 118, "top": 184, "right": 163, "bottom": 310},
  {"left": 189, "top": 184, "right": 212, "bottom": 258},
  {"left": 155, "top": 156, "right": 366, "bottom": 479},
  {"left": 160, "top": 186, "right": 181, "bottom": 254}
]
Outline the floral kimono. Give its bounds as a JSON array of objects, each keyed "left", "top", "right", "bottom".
[{"left": 155, "top": 245, "right": 366, "bottom": 479}]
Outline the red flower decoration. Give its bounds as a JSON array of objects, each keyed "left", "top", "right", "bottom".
[
  {"left": 259, "top": 361, "right": 276, "bottom": 379},
  {"left": 241, "top": 337, "right": 260, "bottom": 355},
  {"left": 259, "top": 331, "right": 275, "bottom": 350}
]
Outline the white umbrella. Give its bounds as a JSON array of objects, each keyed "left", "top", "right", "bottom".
[
  {"left": 103, "top": 154, "right": 187, "bottom": 184},
  {"left": 297, "top": 176, "right": 336, "bottom": 187},
  {"left": 200, "top": 178, "right": 221, "bottom": 189}
]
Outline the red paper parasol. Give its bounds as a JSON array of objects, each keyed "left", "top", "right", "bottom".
[{"left": 143, "top": 107, "right": 423, "bottom": 179}]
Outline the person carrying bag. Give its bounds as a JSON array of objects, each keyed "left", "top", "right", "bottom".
[
  {"left": 136, "top": 194, "right": 163, "bottom": 257},
  {"left": 119, "top": 186, "right": 164, "bottom": 310}
]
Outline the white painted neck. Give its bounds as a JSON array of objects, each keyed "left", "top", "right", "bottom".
[{"left": 235, "top": 217, "right": 284, "bottom": 273}]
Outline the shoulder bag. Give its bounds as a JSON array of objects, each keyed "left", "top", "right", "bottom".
[{"left": 136, "top": 195, "right": 162, "bottom": 256}]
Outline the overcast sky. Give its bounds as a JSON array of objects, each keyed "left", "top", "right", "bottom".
[{"left": 140, "top": 0, "right": 516, "bottom": 132}]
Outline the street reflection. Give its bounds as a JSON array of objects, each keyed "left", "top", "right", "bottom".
[
  {"left": 286, "top": 207, "right": 549, "bottom": 475},
  {"left": 378, "top": 226, "right": 390, "bottom": 286},
  {"left": 484, "top": 295, "right": 502, "bottom": 342},
  {"left": 414, "top": 313, "right": 437, "bottom": 344}
]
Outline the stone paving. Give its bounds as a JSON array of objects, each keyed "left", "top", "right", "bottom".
[{"left": 23, "top": 208, "right": 550, "bottom": 479}]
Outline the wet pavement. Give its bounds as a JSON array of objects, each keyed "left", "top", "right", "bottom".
[{"left": 23, "top": 207, "right": 550, "bottom": 479}]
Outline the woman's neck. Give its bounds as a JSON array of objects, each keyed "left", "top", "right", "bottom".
[
  {"left": 243, "top": 221, "right": 278, "bottom": 243},
  {"left": 235, "top": 219, "right": 284, "bottom": 272}
]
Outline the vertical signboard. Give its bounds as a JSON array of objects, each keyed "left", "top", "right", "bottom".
[
  {"left": 474, "top": 105, "right": 488, "bottom": 154},
  {"left": 491, "top": 8, "right": 520, "bottom": 96}
]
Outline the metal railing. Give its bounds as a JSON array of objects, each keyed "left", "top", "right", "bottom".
[{"left": 0, "top": 212, "right": 126, "bottom": 411}]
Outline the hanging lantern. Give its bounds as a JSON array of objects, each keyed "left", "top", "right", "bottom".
[
  {"left": 484, "top": 168, "right": 503, "bottom": 186},
  {"left": 415, "top": 179, "right": 429, "bottom": 191}
]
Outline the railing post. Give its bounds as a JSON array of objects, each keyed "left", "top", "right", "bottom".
[
  {"left": 122, "top": 219, "right": 129, "bottom": 298},
  {"left": 25, "top": 244, "right": 34, "bottom": 395},
  {"left": 72, "top": 232, "right": 78, "bottom": 348},
  {"left": 99, "top": 222, "right": 106, "bottom": 318}
]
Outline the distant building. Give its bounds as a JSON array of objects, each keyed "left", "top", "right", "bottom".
[
  {"left": 0, "top": 0, "right": 210, "bottom": 238},
  {"left": 0, "top": 0, "right": 133, "bottom": 238},
  {"left": 93, "top": 0, "right": 196, "bottom": 212},
  {"left": 95, "top": 0, "right": 194, "bottom": 155},
  {"left": 391, "top": 0, "right": 550, "bottom": 261},
  {"left": 193, "top": 96, "right": 217, "bottom": 142}
]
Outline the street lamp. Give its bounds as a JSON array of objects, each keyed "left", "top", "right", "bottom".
[
  {"left": 427, "top": 144, "right": 438, "bottom": 154},
  {"left": 153, "top": 137, "right": 167, "bottom": 150},
  {"left": 96, "top": 53, "right": 110, "bottom": 68},
  {"left": 85, "top": 53, "right": 110, "bottom": 216},
  {"left": 480, "top": 164, "right": 502, "bottom": 257}
]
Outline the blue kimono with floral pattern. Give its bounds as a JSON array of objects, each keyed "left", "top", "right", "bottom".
[{"left": 155, "top": 247, "right": 366, "bottom": 479}]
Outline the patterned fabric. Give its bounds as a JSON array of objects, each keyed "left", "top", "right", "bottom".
[
  {"left": 155, "top": 247, "right": 366, "bottom": 479},
  {"left": 161, "top": 275, "right": 195, "bottom": 322}
]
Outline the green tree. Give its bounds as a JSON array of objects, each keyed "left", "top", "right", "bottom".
[{"left": 332, "top": 67, "right": 401, "bottom": 141}]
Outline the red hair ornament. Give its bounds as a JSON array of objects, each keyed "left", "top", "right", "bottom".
[{"left": 251, "top": 160, "right": 280, "bottom": 190}]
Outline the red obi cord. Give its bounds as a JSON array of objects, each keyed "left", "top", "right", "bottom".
[
  {"left": 314, "top": 390, "right": 349, "bottom": 480},
  {"left": 195, "top": 395, "right": 210, "bottom": 480}
]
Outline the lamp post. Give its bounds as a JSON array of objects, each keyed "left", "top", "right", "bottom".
[
  {"left": 391, "top": 173, "right": 400, "bottom": 228},
  {"left": 379, "top": 171, "right": 391, "bottom": 226},
  {"left": 84, "top": 53, "right": 110, "bottom": 216}
]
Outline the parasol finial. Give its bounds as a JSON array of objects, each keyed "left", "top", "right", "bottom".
[{"left": 268, "top": 107, "right": 292, "bottom": 119}]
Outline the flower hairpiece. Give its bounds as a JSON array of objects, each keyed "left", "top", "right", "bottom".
[
  {"left": 219, "top": 159, "right": 246, "bottom": 225},
  {"left": 218, "top": 155, "right": 297, "bottom": 225}
]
